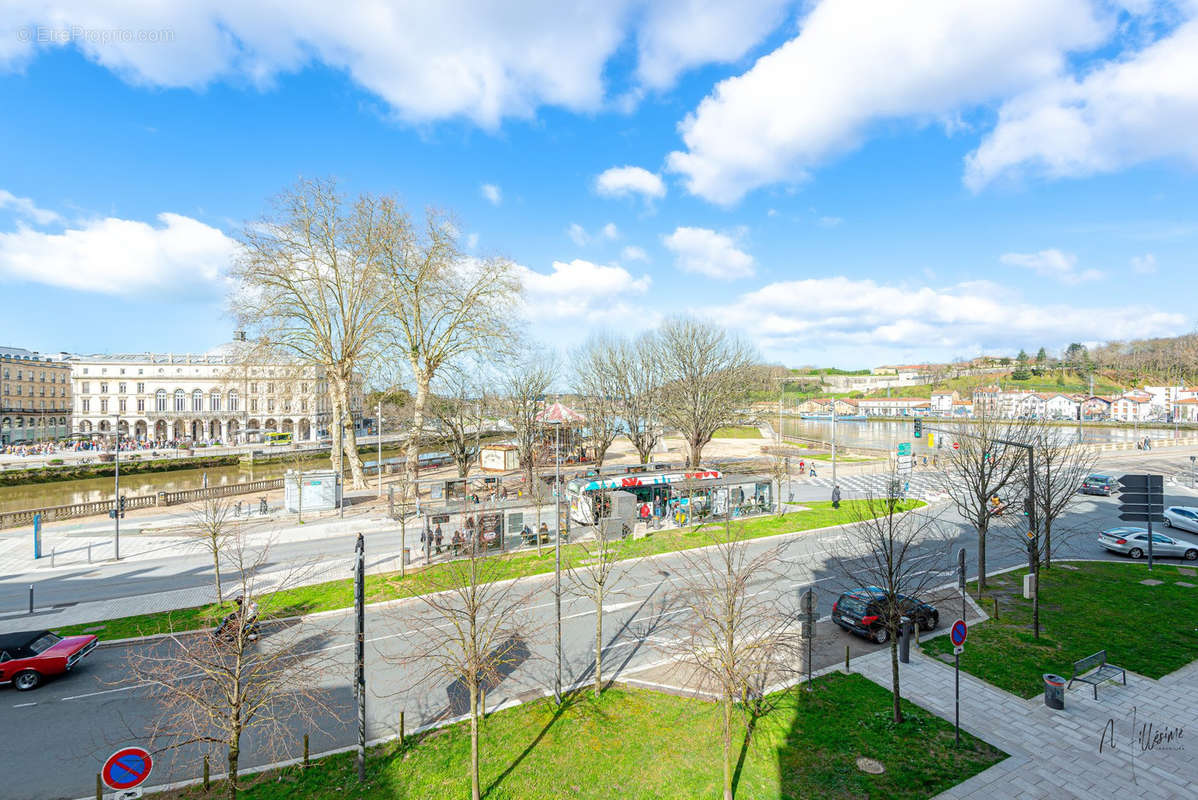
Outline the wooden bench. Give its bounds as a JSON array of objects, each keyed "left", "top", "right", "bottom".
[{"left": 1067, "top": 650, "right": 1126, "bottom": 699}]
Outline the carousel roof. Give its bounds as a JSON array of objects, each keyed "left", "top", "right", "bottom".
[{"left": 535, "top": 401, "right": 586, "bottom": 425}]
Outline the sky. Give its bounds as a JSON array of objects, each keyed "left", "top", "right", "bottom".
[{"left": 2, "top": 0, "right": 1197, "bottom": 371}]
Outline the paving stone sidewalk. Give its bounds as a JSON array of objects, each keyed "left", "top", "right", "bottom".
[{"left": 852, "top": 648, "right": 1198, "bottom": 799}]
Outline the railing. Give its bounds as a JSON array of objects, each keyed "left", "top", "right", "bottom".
[{"left": 0, "top": 477, "right": 286, "bottom": 529}]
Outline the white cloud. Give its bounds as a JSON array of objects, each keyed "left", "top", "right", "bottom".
[
  {"left": 594, "top": 166, "right": 666, "bottom": 200},
  {"left": 480, "top": 183, "right": 502, "bottom": 205},
  {"left": 663, "top": 226, "right": 754, "bottom": 280},
  {"left": 0, "top": 189, "right": 61, "bottom": 225},
  {"left": 667, "top": 0, "right": 1108, "bottom": 204},
  {"left": 621, "top": 245, "right": 649, "bottom": 262},
  {"left": 706, "top": 276, "right": 1186, "bottom": 366},
  {"left": 0, "top": 212, "right": 236, "bottom": 296},
  {"left": 817, "top": 215, "right": 843, "bottom": 228},
  {"left": 635, "top": 0, "right": 790, "bottom": 89},
  {"left": 466, "top": 232, "right": 479, "bottom": 250},
  {"left": 515, "top": 258, "right": 651, "bottom": 320},
  {"left": 601, "top": 222, "right": 620, "bottom": 240},
  {"left": 567, "top": 223, "right": 589, "bottom": 246},
  {"left": 965, "top": 15, "right": 1198, "bottom": 190},
  {"left": 1131, "top": 253, "right": 1157, "bottom": 274},
  {"left": 1, "top": 1, "right": 793, "bottom": 129},
  {"left": 999, "top": 249, "right": 1103, "bottom": 284}
]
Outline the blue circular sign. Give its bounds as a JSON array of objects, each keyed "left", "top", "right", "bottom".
[
  {"left": 102, "top": 747, "right": 153, "bottom": 790},
  {"left": 950, "top": 619, "right": 968, "bottom": 646}
]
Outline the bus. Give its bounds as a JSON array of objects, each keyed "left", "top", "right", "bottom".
[
  {"left": 264, "top": 431, "right": 293, "bottom": 446},
  {"left": 566, "top": 469, "right": 722, "bottom": 525}
]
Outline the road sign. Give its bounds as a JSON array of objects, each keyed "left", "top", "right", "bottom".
[
  {"left": 102, "top": 747, "right": 153, "bottom": 791},
  {"left": 1119, "top": 474, "right": 1163, "bottom": 490},
  {"left": 1026, "top": 530, "right": 1035, "bottom": 540},
  {"left": 1119, "top": 512, "right": 1166, "bottom": 523},
  {"left": 1118, "top": 474, "right": 1164, "bottom": 523},
  {"left": 953, "top": 644, "right": 964, "bottom": 655},
  {"left": 897, "top": 442, "right": 911, "bottom": 456},
  {"left": 952, "top": 442, "right": 960, "bottom": 450},
  {"left": 950, "top": 619, "right": 968, "bottom": 647},
  {"left": 926, "top": 433, "right": 934, "bottom": 447}
]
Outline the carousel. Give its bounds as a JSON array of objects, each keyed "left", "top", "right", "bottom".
[{"left": 533, "top": 400, "right": 590, "bottom": 465}]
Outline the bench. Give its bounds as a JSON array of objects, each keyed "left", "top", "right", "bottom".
[{"left": 1067, "top": 650, "right": 1126, "bottom": 699}]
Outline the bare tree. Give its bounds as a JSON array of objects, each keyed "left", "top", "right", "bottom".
[
  {"left": 230, "top": 178, "right": 386, "bottom": 488},
  {"left": 1019, "top": 424, "right": 1098, "bottom": 569},
  {"left": 571, "top": 335, "right": 624, "bottom": 467},
  {"left": 186, "top": 497, "right": 237, "bottom": 603},
  {"left": 501, "top": 349, "right": 557, "bottom": 500},
  {"left": 393, "top": 541, "right": 534, "bottom": 800},
  {"left": 668, "top": 518, "right": 797, "bottom": 800},
  {"left": 933, "top": 413, "right": 1032, "bottom": 591},
  {"left": 375, "top": 204, "right": 521, "bottom": 497},
  {"left": 427, "top": 367, "right": 487, "bottom": 478},
  {"left": 566, "top": 497, "right": 632, "bottom": 697},
  {"left": 656, "top": 316, "right": 758, "bottom": 468},
  {"left": 611, "top": 332, "right": 664, "bottom": 463},
  {"left": 128, "top": 536, "right": 337, "bottom": 799},
  {"left": 832, "top": 486, "right": 954, "bottom": 723}
]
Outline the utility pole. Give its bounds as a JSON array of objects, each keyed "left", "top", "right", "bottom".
[
  {"left": 553, "top": 419, "right": 563, "bottom": 704},
  {"left": 113, "top": 411, "right": 121, "bottom": 561},
  {"left": 831, "top": 403, "right": 838, "bottom": 489},
  {"left": 354, "top": 533, "right": 366, "bottom": 783},
  {"left": 377, "top": 399, "right": 383, "bottom": 499}
]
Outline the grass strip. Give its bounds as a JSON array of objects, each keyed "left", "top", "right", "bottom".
[
  {"left": 921, "top": 560, "right": 1198, "bottom": 698},
  {"left": 156, "top": 673, "right": 1004, "bottom": 800},
  {"left": 60, "top": 499, "right": 922, "bottom": 640}
]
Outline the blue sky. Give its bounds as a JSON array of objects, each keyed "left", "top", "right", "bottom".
[{"left": 2, "top": 0, "right": 1197, "bottom": 370}]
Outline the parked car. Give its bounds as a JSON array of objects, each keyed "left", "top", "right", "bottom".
[
  {"left": 1097, "top": 527, "right": 1198, "bottom": 560},
  {"left": 1163, "top": 506, "right": 1198, "bottom": 534},
  {"left": 832, "top": 587, "right": 939, "bottom": 644},
  {"left": 0, "top": 630, "right": 98, "bottom": 691},
  {"left": 1079, "top": 474, "right": 1118, "bottom": 496}
]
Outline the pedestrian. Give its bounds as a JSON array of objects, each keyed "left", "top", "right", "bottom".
[
  {"left": 639, "top": 502, "right": 650, "bottom": 521},
  {"left": 539, "top": 521, "right": 549, "bottom": 542},
  {"left": 831, "top": 484, "right": 841, "bottom": 509},
  {"left": 452, "top": 529, "right": 463, "bottom": 555},
  {"left": 435, "top": 527, "right": 443, "bottom": 554},
  {"left": 434, "top": 522, "right": 442, "bottom": 543},
  {"left": 810, "top": 466, "right": 817, "bottom": 478}
]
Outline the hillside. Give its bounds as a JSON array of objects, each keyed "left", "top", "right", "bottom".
[{"left": 862, "top": 369, "right": 1126, "bottom": 399}]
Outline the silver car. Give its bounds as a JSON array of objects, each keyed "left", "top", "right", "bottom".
[
  {"left": 1098, "top": 527, "right": 1198, "bottom": 560},
  {"left": 1163, "top": 506, "right": 1198, "bottom": 534}
]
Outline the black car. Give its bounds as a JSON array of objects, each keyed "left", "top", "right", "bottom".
[
  {"left": 1079, "top": 474, "right": 1118, "bottom": 496},
  {"left": 832, "top": 587, "right": 939, "bottom": 644}
]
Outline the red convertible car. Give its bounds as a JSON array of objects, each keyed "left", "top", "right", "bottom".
[{"left": 0, "top": 630, "right": 98, "bottom": 691}]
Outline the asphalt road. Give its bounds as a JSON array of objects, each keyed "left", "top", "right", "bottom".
[{"left": 4, "top": 456, "right": 1198, "bottom": 799}]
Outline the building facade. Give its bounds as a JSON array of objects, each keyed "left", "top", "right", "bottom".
[
  {"left": 1, "top": 347, "right": 72, "bottom": 445},
  {"left": 66, "top": 344, "right": 362, "bottom": 444}
]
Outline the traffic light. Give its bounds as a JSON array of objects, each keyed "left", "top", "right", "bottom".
[
  {"left": 1023, "top": 497, "right": 1032, "bottom": 516},
  {"left": 913, "top": 419, "right": 922, "bottom": 438}
]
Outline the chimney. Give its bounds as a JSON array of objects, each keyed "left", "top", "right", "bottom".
[{"left": 234, "top": 330, "right": 247, "bottom": 342}]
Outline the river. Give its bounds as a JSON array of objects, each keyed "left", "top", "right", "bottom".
[
  {"left": 780, "top": 417, "right": 1180, "bottom": 452},
  {"left": 0, "top": 447, "right": 414, "bottom": 513}
]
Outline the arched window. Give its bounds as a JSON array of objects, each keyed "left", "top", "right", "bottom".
[
  {"left": 228, "top": 389, "right": 239, "bottom": 412},
  {"left": 156, "top": 389, "right": 167, "bottom": 412},
  {"left": 192, "top": 389, "right": 203, "bottom": 411},
  {"left": 174, "top": 389, "right": 185, "bottom": 412},
  {"left": 210, "top": 390, "right": 221, "bottom": 411}
]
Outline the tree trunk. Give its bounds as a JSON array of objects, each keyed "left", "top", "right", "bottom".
[
  {"left": 594, "top": 587, "right": 604, "bottom": 698},
  {"left": 332, "top": 368, "right": 367, "bottom": 489},
  {"left": 227, "top": 735, "right": 240, "bottom": 800},
  {"left": 688, "top": 436, "right": 704, "bottom": 468},
  {"left": 1032, "top": 557, "right": 1041, "bottom": 639},
  {"left": 212, "top": 546, "right": 223, "bottom": 604},
  {"left": 722, "top": 693, "right": 733, "bottom": 800},
  {"left": 406, "top": 369, "right": 430, "bottom": 498},
  {"left": 470, "top": 680, "right": 481, "bottom": 800},
  {"left": 1043, "top": 519, "right": 1052, "bottom": 567},
  {"left": 889, "top": 629, "right": 902, "bottom": 723},
  {"left": 976, "top": 524, "right": 988, "bottom": 592}
]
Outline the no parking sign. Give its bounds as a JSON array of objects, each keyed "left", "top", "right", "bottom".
[{"left": 102, "top": 746, "right": 153, "bottom": 792}]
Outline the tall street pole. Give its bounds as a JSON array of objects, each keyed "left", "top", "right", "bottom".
[
  {"left": 377, "top": 399, "right": 383, "bottom": 499},
  {"left": 831, "top": 403, "right": 838, "bottom": 489},
  {"left": 553, "top": 420, "right": 562, "bottom": 704},
  {"left": 113, "top": 411, "right": 121, "bottom": 561},
  {"left": 354, "top": 533, "right": 366, "bottom": 783}
]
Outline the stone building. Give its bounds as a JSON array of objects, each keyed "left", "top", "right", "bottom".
[
  {"left": 65, "top": 339, "right": 362, "bottom": 444},
  {"left": 0, "top": 346, "right": 72, "bottom": 444}
]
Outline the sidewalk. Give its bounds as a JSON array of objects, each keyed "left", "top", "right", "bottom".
[{"left": 850, "top": 647, "right": 1198, "bottom": 798}]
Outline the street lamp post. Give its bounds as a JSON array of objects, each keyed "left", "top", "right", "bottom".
[
  {"left": 377, "top": 399, "right": 383, "bottom": 499},
  {"left": 113, "top": 411, "right": 121, "bottom": 560},
  {"left": 552, "top": 419, "right": 563, "bottom": 703}
]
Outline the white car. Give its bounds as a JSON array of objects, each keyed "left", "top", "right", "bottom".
[{"left": 1163, "top": 506, "right": 1198, "bottom": 534}]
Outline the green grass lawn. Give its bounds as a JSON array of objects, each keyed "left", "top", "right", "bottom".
[
  {"left": 60, "top": 500, "right": 923, "bottom": 640},
  {"left": 159, "top": 673, "right": 1003, "bottom": 800},
  {"left": 713, "top": 425, "right": 764, "bottom": 438},
  {"left": 921, "top": 561, "right": 1198, "bottom": 698}
]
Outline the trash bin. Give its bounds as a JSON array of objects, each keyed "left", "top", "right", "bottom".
[
  {"left": 1043, "top": 674, "right": 1066, "bottom": 709},
  {"left": 898, "top": 616, "right": 912, "bottom": 663}
]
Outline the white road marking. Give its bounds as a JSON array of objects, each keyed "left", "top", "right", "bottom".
[{"left": 12, "top": 702, "right": 36, "bottom": 708}]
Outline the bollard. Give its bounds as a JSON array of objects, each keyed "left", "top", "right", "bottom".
[
  {"left": 29, "top": 584, "right": 34, "bottom": 615},
  {"left": 95, "top": 773, "right": 101, "bottom": 800},
  {"left": 993, "top": 596, "right": 999, "bottom": 620},
  {"left": 844, "top": 644, "right": 850, "bottom": 672},
  {"left": 51, "top": 547, "right": 56, "bottom": 568},
  {"left": 203, "top": 754, "right": 210, "bottom": 789},
  {"left": 399, "top": 710, "right": 405, "bottom": 746},
  {"left": 303, "top": 733, "right": 309, "bottom": 767}
]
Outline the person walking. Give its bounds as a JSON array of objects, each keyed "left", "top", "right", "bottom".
[
  {"left": 434, "top": 526, "right": 443, "bottom": 554},
  {"left": 831, "top": 484, "right": 841, "bottom": 509}
]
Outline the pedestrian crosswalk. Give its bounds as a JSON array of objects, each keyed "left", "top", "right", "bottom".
[{"left": 799, "top": 471, "right": 948, "bottom": 501}]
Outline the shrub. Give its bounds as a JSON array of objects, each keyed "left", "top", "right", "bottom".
[{"left": 48, "top": 458, "right": 64, "bottom": 465}]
